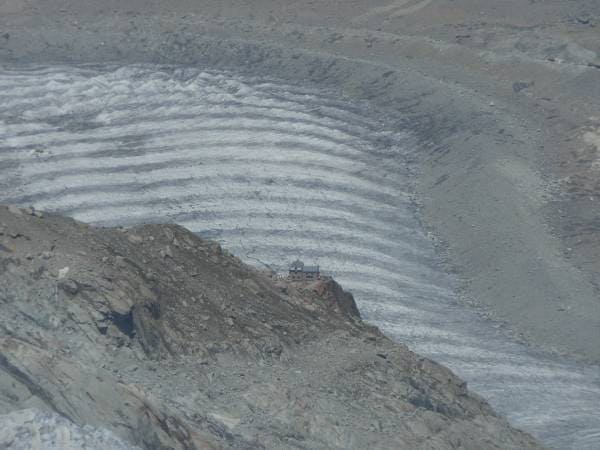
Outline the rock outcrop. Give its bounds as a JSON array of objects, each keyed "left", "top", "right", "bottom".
[
  {"left": 0, "top": 205, "right": 541, "bottom": 449},
  {"left": 0, "top": 409, "right": 139, "bottom": 450}
]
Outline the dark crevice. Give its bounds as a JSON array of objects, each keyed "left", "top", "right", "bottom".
[{"left": 109, "top": 309, "right": 136, "bottom": 338}]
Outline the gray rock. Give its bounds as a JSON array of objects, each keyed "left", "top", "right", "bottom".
[
  {"left": 163, "top": 228, "right": 175, "bottom": 242},
  {"left": 58, "top": 278, "right": 79, "bottom": 295},
  {"left": 0, "top": 409, "right": 140, "bottom": 450},
  {"left": 127, "top": 234, "right": 143, "bottom": 244},
  {"left": 0, "top": 208, "right": 542, "bottom": 450},
  {"left": 513, "top": 81, "right": 534, "bottom": 93},
  {"left": 576, "top": 16, "right": 591, "bottom": 25},
  {"left": 209, "top": 242, "right": 222, "bottom": 256},
  {"left": 7, "top": 205, "right": 22, "bottom": 216}
]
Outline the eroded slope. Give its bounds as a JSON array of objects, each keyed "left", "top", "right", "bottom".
[{"left": 0, "top": 205, "right": 540, "bottom": 449}]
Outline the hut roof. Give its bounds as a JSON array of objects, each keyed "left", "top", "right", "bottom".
[{"left": 290, "top": 260, "right": 305, "bottom": 270}]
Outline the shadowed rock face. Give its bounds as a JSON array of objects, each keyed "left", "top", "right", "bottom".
[{"left": 0, "top": 205, "right": 541, "bottom": 449}]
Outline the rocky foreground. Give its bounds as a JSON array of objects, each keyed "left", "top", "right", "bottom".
[{"left": 0, "top": 205, "right": 540, "bottom": 449}]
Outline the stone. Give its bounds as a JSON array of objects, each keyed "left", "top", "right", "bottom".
[
  {"left": 7, "top": 205, "right": 22, "bottom": 216},
  {"left": 243, "top": 278, "right": 261, "bottom": 294},
  {"left": 127, "top": 234, "right": 143, "bottom": 244},
  {"left": 41, "top": 251, "right": 53, "bottom": 260},
  {"left": 164, "top": 228, "right": 175, "bottom": 242},
  {"left": 162, "top": 245, "right": 173, "bottom": 259},
  {"left": 33, "top": 210, "right": 44, "bottom": 218},
  {"left": 57, "top": 267, "right": 70, "bottom": 279},
  {"left": 513, "top": 81, "right": 534, "bottom": 93},
  {"left": 144, "top": 271, "right": 156, "bottom": 281},
  {"left": 58, "top": 279, "right": 79, "bottom": 295},
  {"left": 576, "top": 16, "right": 591, "bottom": 25},
  {"left": 209, "top": 242, "right": 222, "bottom": 256},
  {"left": 29, "top": 265, "right": 45, "bottom": 277}
]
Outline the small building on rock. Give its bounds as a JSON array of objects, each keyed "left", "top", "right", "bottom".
[{"left": 288, "top": 260, "right": 320, "bottom": 281}]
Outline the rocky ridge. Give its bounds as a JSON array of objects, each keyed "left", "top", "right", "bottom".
[{"left": 0, "top": 205, "right": 541, "bottom": 449}]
